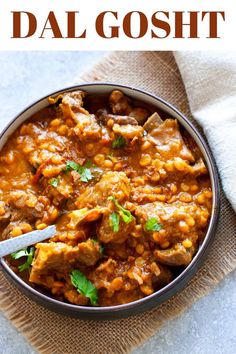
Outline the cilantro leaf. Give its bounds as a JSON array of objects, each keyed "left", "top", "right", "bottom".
[
  {"left": 80, "top": 168, "right": 92, "bottom": 182},
  {"left": 11, "top": 246, "right": 35, "bottom": 272},
  {"left": 145, "top": 218, "right": 163, "bottom": 232},
  {"left": 84, "top": 159, "right": 93, "bottom": 168},
  {"left": 11, "top": 249, "right": 29, "bottom": 259},
  {"left": 108, "top": 196, "right": 133, "bottom": 224},
  {"left": 112, "top": 136, "right": 126, "bottom": 149},
  {"left": 70, "top": 270, "right": 98, "bottom": 306},
  {"left": 100, "top": 244, "right": 105, "bottom": 254},
  {"left": 66, "top": 160, "right": 93, "bottom": 183},
  {"left": 109, "top": 212, "right": 120, "bottom": 232},
  {"left": 91, "top": 239, "right": 105, "bottom": 254},
  {"left": 49, "top": 177, "right": 60, "bottom": 187},
  {"left": 66, "top": 161, "right": 80, "bottom": 171}
]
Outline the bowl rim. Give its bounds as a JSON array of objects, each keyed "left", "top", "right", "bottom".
[{"left": 0, "top": 82, "right": 220, "bottom": 316}]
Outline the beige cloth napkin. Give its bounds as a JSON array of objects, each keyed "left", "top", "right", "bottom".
[
  {"left": 0, "top": 52, "right": 236, "bottom": 354},
  {"left": 174, "top": 51, "right": 236, "bottom": 212}
]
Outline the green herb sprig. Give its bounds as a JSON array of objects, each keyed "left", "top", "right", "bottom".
[
  {"left": 11, "top": 246, "right": 35, "bottom": 272},
  {"left": 112, "top": 136, "right": 126, "bottom": 149},
  {"left": 91, "top": 239, "right": 105, "bottom": 254},
  {"left": 109, "top": 212, "right": 120, "bottom": 232},
  {"left": 49, "top": 177, "right": 60, "bottom": 187},
  {"left": 70, "top": 270, "right": 98, "bottom": 306},
  {"left": 145, "top": 217, "right": 163, "bottom": 232},
  {"left": 66, "top": 160, "right": 93, "bottom": 182},
  {"left": 108, "top": 196, "right": 133, "bottom": 232}
]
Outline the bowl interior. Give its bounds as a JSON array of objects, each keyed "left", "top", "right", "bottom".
[{"left": 0, "top": 83, "right": 219, "bottom": 317}]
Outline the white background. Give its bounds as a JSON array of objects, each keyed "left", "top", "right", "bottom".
[{"left": 0, "top": 0, "right": 235, "bottom": 51}]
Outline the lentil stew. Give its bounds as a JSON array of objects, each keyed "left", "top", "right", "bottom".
[{"left": 0, "top": 90, "right": 212, "bottom": 307}]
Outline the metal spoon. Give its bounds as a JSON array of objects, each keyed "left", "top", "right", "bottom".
[{"left": 0, "top": 225, "right": 56, "bottom": 258}]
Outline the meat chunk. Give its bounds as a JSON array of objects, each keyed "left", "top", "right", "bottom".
[
  {"left": 1, "top": 221, "right": 22, "bottom": 240},
  {"left": 76, "top": 239, "right": 101, "bottom": 266},
  {"left": 0, "top": 201, "right": 11, "bottom": 222},
  {"left": 108, "top": 90, "right": 149, "bottom": 124},
  {"left": 129, "top": 107, "right": 150, "bottom": 125},
  {"left": 143, "top": 112, "right": 163, "bottom": 131},
  {"left": 145, "top": 118, "right": 194, "bottom": 162},
  {"left": 76, "top": 171, "right": 131, "bottom": 209},
  {"left": 50, "top": 91, "right": 103, "bottom": 142},
  {"left": 135, "top": 201, "right": 208, "bottom": 245},
  {"left": 97, "top": 213, "right": 135, "bottom": 244},
  {"left": 3, "top": 191, "right": 44, "bottom": 221},
  {"left": 67, "top": 207, "right": 108, "bottom": 230},
  {"left": 49, "top": 91, "right": 89, "bottom": 117},
  {"left": 89, "top": 256, "right": 172, "bottom": 306},
  {"left": 109, "top": 90, "right": 133, "bottom": 115},
  {"left": 112, "top": 123, "right": 144, "bottom": 140},
  {"left": 97, "top": 109, "right": 138, "bottom": 126},
  {"left": 154, "top": 244, "right": 195, "bottom": 266},
  {"left": 73, "top": 113, "right": 102, "bottom": 141},
  {"left": 30, "top": 240, "right": 101, "bottom": 287},
  {"left": 191, "top": 158, "right": 208, "bottom": 176}
]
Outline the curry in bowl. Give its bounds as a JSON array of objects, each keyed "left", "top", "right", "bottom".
[{"left": 0, "top": 90, "right": 212, "bottom": 307}]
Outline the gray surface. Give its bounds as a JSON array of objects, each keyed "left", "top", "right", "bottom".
[{"left": 0, "top": 52, "right": 235, "bottom": 354}]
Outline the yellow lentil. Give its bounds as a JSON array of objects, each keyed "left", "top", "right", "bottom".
[
  {"left": 107, "top": 119, "right": 114, "bottom": 127},
  {"left": 94, "top": 154, "right": 105, "bottom": 165},
  {"left": 21, "top": 223, "right": 33, "bottom": 233},
  {"left": 182, "top": 239, "right": 193, "bottom": 248},
  {"left": 164, "top": 160, "right": 174, "bottom": 172},
  {"left": 11, "top": 227, "right": 23, "bottom": 237},
  {"left": 136, "top": 244, "right": 144, "bottom": 255},
  {"left": 141, "top": 141, "right": 151, "bottom": 151},
  {"left": 36, "top": 223, "right": 48, "bottom": 230},
  {"left": 58, "top": 125, "right": 68, "bottom": 135},
  {"left": 160, "top": 241, "right": 170, "bottom": 249},
  {"left": 186, "top": 216, "right": 195, "bottom": 226},
  {"left": 170, "top": 183, "right": 178, "bottom": 194},
  {"left": 65, "top": 118, "right": 74, "bottom": 127},
  {"left": 174, "top": 159, "right": 187, "bottom": 171},
  {"left": 110, "top": 277, "right": 123, "bottom": 291},
  {"left": 25, "top": 195, "right": 38, "bottom": 208},
  {"left": 140, "top": 284, "right": 153, "bottom": 295},
  {"left": 50, "top": 118, "right": 61, "bottom": 127},
  {"left": 139, "top": 154, "right": 152, "bottom": 167},
  {"left": 179, "top": 192, "right": 192, "bottom": 203},
  {"left": 103, "top": 159, "right": 113, "bottom": 168},
  {"left": 180, "top": 183, "right": 190, "bottom": 192},
  {"left": 178, "top": 220, "right": 189, "bottom": 233},
  {"left": 197, "top": 193, "right": 205, "bottom": 204},
  {"left": 191, "top": 184, "right": 199, "bottom": 192}
]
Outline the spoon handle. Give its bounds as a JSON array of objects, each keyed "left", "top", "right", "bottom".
[{"left": 0, "top": 225, "right": 56, "bottom": 258}]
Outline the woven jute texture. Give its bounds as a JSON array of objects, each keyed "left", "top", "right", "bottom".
[{"left": 0, "top": 52, "right": 236, "bottom": 354}]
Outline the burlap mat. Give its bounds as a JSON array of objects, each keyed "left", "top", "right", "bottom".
[{"left": 0, "top": 52, "right": 236, "bottom": 354}]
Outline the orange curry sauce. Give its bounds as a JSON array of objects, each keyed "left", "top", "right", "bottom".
[{"left": 0, "top": 90, "right": 212, "bottom": 306}]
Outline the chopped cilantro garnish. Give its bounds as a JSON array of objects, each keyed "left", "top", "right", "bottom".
[
  {"left": 100, "top": 244, "right": 105, "bottom": 254},
  {"left": 70, "top": 270, "right": 98, "bottom": 306},
  {"left": 66, "top": 161, "right": 79, "bottom": 171},
  {"left": 11, "top": 246, "right": 35, "bottom": 272},
  {"left": 65, "top": 160, "right": 93, "bottom": 183},
  {"left": 91, "top": 239, "right": 105, "bottom": 254},
  {"left": 108, "top": 196, "right": 133, "bottom": 224},
  {"left": 49, "top": 177, "right": 60, "bottom": 187},
  {"left": 84, "top": 159, "right": 93, "bottom": 168},
  {"left": 80, "top": 168, "right": 93, "bottom": 182},
  {"left": 112, "top": 136, "right": 126, "bottom": 149},
  {"left": 109, "top": 212, "right": 120, "bottom": 232},
  {"left": 145, "top": 218, "right": 163, "bottom": 232}
]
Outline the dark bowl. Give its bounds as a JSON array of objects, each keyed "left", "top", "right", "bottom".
[{"left": 0, "top": 83, "right": 220, "bottom": 320}]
